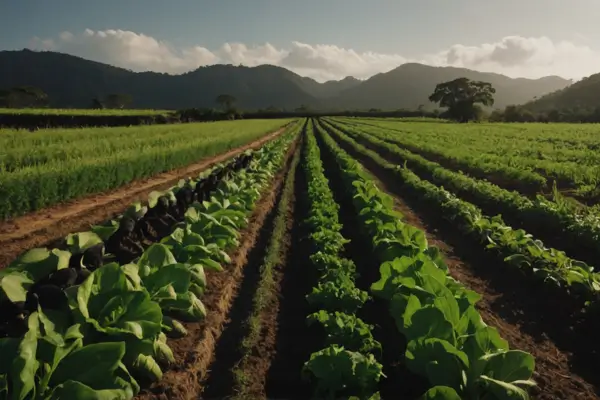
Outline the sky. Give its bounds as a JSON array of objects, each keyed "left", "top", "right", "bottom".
[{"left": 1, "top": 0, "right": 600, "bottom": 82}]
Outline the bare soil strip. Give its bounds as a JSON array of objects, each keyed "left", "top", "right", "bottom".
[
  {"left": 200, "top": 139, "right": 301, "bottom": 399},
  {"left": 0, "top": 126, "right": 289, "bottom": 269},
  {"left": 264, "top": 136, "right": 323, "bottom": 400},
  {"left": 315, "top": 127, "right": 428, "bottom": 399},
  {"left": 225, "top": 138, "right": 302, "bottom": 400},
  {"left": 327, "top": 129, "right": 600, "bottom": 400},
  {"left": 135, "top": 134, "right": 299, "bottom": 400}
]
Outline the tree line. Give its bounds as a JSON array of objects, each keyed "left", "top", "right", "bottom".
[{"left": 1, "top": 80, "right": 593, "bottom": 124}]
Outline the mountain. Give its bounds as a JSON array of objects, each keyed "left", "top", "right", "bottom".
[
  {"left": 327, "top": 63, "right": 571, "bottom": 110},
  {"left": 0, "top": 50, "right": 322, "bottom": 109},
  {"left": 0, "top": 50, "right": 572, "bottom": 111},
  {"left": 521, "top": 73, "right": 600, "bottom": 113}
]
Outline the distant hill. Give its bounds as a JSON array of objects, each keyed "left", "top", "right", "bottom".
[
  {"left": 521, "top": 73, "right": 600, "bottom": 113},
  {"left": 0, "top": 50, "right": 572, "bottom": 110},
  {"left": 327, "top": 63, "right": 571, "bottom": 110}
]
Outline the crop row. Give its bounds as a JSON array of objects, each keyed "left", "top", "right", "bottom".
[
  {"left": 336, "top": 117, "right": 600, "bottom": 199},
  {"left": 337, "top": 117, "right": 600, "bottom": 163},
  {"left": 319, "top": 119, "right": 600, "bottom": 309},
  {"left": 301, "top": 122, "right": 383, "bottom": 399},
  {"left": 333, "top": 118, "right": 548, "bottom": 194},
  {"left": 0, "top": 125, "right": 298, "bottom": 399},
  {"left": 0, "top": 119, "right": 293, "bottom": 220},
  {"left": 324, "top": 118, "right": 600, "bottom": 270},
  {"left": 314, "top": 119, "right": 537, "bottom": 399}
]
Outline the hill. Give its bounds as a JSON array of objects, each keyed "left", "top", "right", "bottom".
[
  {"left": 328, "top": 63, "right": 571, "bottom": 110},
  {"left": 522, "top": 73, "right": 600, "bottom": 113},
  {"left": 0, "top": 50, "right": 571, "bottom": 110}
]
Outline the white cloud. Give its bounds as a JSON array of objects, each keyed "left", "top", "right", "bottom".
[{"left": 29, "top": 30, "right": 600, "bottom": 82}]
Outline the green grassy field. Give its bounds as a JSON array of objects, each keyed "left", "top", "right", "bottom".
[
  {"left": 0, "top": 107, "right": 172, "bottom": 116},
  {"left": 0, "top": 119, "right": 292, "bottom": 219}
]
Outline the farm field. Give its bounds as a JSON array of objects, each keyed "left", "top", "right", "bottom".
[
  {"left": 0, "top": 117, "right": 599, "bottom": 400},
  {"left": 0, "top": 119, "right": 292, "bottom": 220},
  {"left": 0, "top": 108, "right": 172, "bottom": 116}
]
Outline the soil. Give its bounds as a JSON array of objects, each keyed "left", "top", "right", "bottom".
[
  {"left": 215, "top": 137, "right": 303, "bottom": 400},
  {"left": 264, "top": 133, "right": 323, "bottom": 400},
  {"left": 0, "top": 126, "right": 288, "bottom": 269},
  {"left": 200, "top": 136, "right": 301, "bottom": 399},
  {"left": 135, "top": 132, "right": 298, "bottom": 400},
  {"left": 323, "top": 122, "right": 600, "bottom": 400}
]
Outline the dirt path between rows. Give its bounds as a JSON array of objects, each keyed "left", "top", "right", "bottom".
[
  {"left": 321, "top": 124, "right": 600, "bottom": 400},
  {"left": 0, "top": 126, "right": 289, "bottom": 269},
  {"left": 136, "top": 133, "right": 298, "bottom": 400}
]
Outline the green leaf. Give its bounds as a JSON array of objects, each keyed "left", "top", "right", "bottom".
[
  {"left": 11, "top": 313, "right": 40, "bottom": 400},
  {"left": 0, "top": 272, "right": 32, "bottom": 302},
  {"left": 65, "top": 232, "right": 104, "bottom": 253},
  {"left": 138, "top": 244, "right": 177, "bottom": 273},
  {"left": 50, "top": 380, "right": 133, "bottom": 400},
  {"left": 8, "top": 248, "right": 71, "bottom": 283},
  {"left": 421, "top": 386, "right": 462, "bottom": 400},
  {"left": 50, "top": 342, "right": 127, "bottom": 389}
]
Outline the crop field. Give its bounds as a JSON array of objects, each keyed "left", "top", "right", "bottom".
[
  {"left": 0, "top": 108, "right": 171, "bottom": 116},
  {"left": 0, "top": 117, "right": 599, "bottom": 400}
]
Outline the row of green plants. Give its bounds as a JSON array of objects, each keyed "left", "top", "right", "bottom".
[
  {"left": 0, "top": 127, "right": 298, "bottom": 399},
  {"left": 332, "top": 118, "right": 548, "bottom": 194},
  {"left": 320, "top": 120, "right": 600, "bottom": 307},
  {"left": 314, "top": 120, "right": 537, "bottom": 399},
  {"left": 300, "top": 122, "right": 384, "bottom": 399},
  {"left": 335, "top": 117, "right": 600, "bottom": 197},
  {"left": 324, "top": 119, "right": 600, "bottom": 269},
  {"left": 0, "top": 119, "right": 293, "bottom": 220},
  {"left": 229, "top": 133, "right": 302, "bottom": 400}
]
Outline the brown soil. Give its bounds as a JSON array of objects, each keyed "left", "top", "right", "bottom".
[
  {"left": 0, "top": 126, "right": 289, "bottom": 269},
  {"left": 331, "top": 132, "right": 600, "bottom": 400},
  {"left": 200, "top": 136, "right": 301, "bottom": 399},
  {"left": 222, "top": 139, "right": 301, "bottom": 400},
  {"left": 135, "top": 133, "right": 298, "bottom": 400},
  {"left": 264, "top": 132, "right": 322, "bottom": 399}
]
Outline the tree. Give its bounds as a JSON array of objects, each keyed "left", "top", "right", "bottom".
[
  {"left": 428, "top": 78, "right": 496, "bottom": 122},
  {"left": 91, "top": 97, "right": 104, "bottom": 109},
  {"left": 215, "top": 94, "right": 236, "bottom": 111},
  {"left": 0, "top": 86, "right": 49, "bottom": 108},
  {"left": 105, "top": 93, "right": 132, "bottom": 109}
]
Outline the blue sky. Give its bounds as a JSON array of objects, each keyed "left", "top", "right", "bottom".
[{"left": 1, "top": 0, "right": 599, "bottom": 81}]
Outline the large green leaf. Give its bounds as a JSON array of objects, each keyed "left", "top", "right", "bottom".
[
  {"left": 8, "top": 248, "right": 71, "bottom": 282},
  {"left": 50, "top": 380, "right": 133, "bottom": 400},
  {"left": 65, "top": 232, "right": 104, "bottom": 253},
  {"left": 0, "top": 271, "right": 32, "bottom": 302},
  {"left": 49, "top": 342, "right": 128, "bottom": 391},
  {"left": 10, "top": 313, "right": 40, "bottom": 400}
]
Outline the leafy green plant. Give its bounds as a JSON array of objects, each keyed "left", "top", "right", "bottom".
[{"left": 302, "top": 345, "right": 383, "bottom": 399}]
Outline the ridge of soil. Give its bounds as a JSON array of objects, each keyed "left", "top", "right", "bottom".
[
  {"left": 200, "top": 138, "right": 301, "bottom": 399},
  {"left": 324, "top": 125, "right": 600, "bottom": 400},
  {"left": 0, "top": 126, "right": 289, "bottom": 269},
  {"left": 264, "top": 134, "right": 322, "bottom": 400},
  {"left": 135, "top": 133, "right": 298, "bottom": 400},
  {"left": 230, "top": 169, "right": 297, "bottom": 400}
]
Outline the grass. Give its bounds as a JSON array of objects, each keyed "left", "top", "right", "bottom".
[
  {"left": 230, "top": 137, "right": 301, "bottom": 400},
  {"left": 0, "top": 119, "right": 295, "bottom": 220},
  {"left": 0, "top": 108, "right": 172, "bottom": 116}
]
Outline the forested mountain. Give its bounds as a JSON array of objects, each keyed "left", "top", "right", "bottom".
[
  {"left": 328, "top": 63, "right": 571, "bottom": 110},
  {"left": 521, "top": 73, "right": 600, "bottom": 113},
  {"left": 0, "top": 49, "right": 572, "bottom": 110}
]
